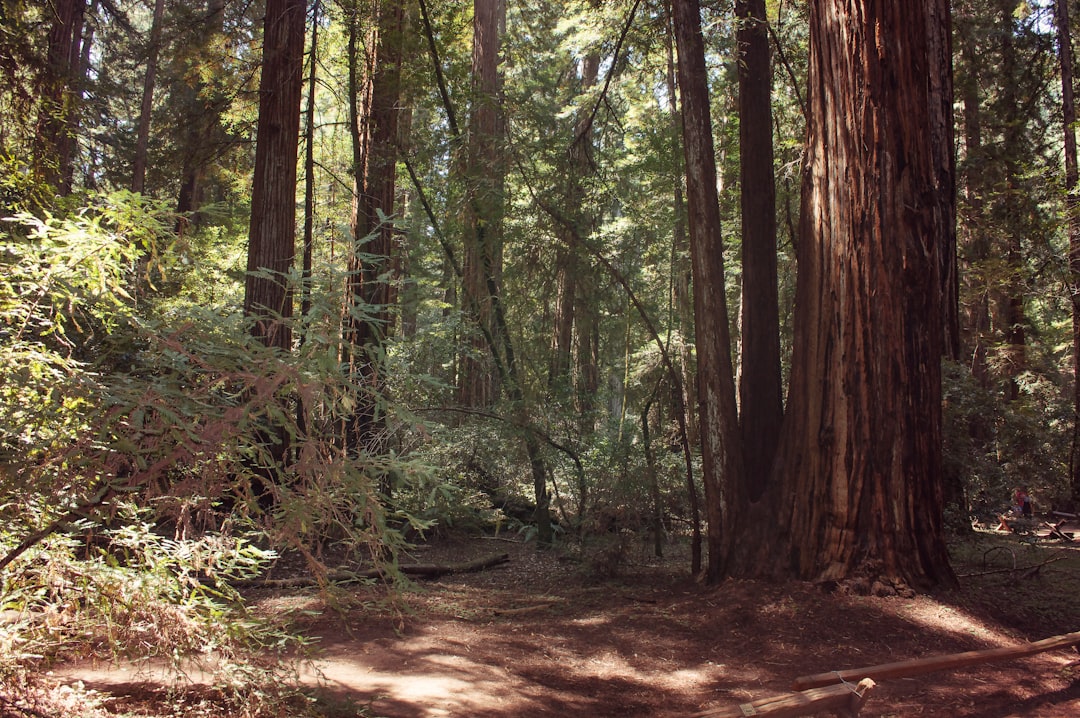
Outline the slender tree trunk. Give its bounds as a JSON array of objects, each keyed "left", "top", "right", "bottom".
[
  {"left": 1057, "top": 0, "right": 1080, "bottom": 507},
  {"left": 131, "top": 0, "right": 165, "bottom": 194},
  {"left": 664, "top": 7, "right": 701, "bottom": 573},
  {"left": 300, "top": 0, "right": 320, "bottom": 332},
  {"left": 735, "top": 0, "right": 782, "bottom": 500},
  {"left": 956, "top": 8, "right": 992, "bottom": 387},
  {"left": 763, "top": 0, "right": 956, "bottom": 590},
  {"left": 997, "top": 0, "right": 1027, "bottom": 402},
  {"left": 343, "top": 0, "right": 406, "bottom": 454},
  {"left": 672, "top": 0, "right": 744, "bottom": 583},
  {"left": 459, "top": 0, "right": 506, "bottom": 408},
  {"left": 641, "top": 395, "right": 665, "bottom": 558}
]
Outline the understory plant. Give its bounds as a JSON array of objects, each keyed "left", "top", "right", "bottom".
[{"left": 0, "top": 191, "right": 431, "bottom": 713}]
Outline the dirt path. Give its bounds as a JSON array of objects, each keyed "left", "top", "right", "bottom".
[{"left": 55, "top": 536, "right": 1080, "bottom": 717}]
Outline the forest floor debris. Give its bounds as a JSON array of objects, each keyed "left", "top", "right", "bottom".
[{"left": 24, "top": 529, "right": 1080, "bottom": 717}]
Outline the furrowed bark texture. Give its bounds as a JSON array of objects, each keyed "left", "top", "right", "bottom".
[
  {"left": 244, "top": 0, "right": 306, "bottom": 350},
  {"left": 777, "top": 0, "right": 956, "bottom": 588}
]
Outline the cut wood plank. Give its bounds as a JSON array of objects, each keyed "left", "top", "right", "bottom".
[
  {"left": 692, "top": 678, "right": 874, "bottom": 718},
  {"left": 792, "top": 630, "right": 1080, "bottom": 691}
]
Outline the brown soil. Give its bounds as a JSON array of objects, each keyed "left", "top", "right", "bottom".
[{"left": 47, "top": 531, "right": 1080, "bottom": 717}]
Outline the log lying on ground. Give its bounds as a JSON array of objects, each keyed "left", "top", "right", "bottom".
[
  {"left": 692, "top": 678, "right": 875, "bottom": 718},
  {"left": 792, "top": 630, "right": 1080, "bottom": 691},
  {"left": 237, "top": 552, "right": 510, "bottom": 589}
]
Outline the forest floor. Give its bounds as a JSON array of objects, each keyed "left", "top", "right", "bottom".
[{"left": 29, "top": 523, "right": 1080, "bottom": 717}]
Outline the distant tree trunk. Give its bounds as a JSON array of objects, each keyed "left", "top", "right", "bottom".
[
  {"left": 176, "top": 0, "right": 227, "bottom": 228},
  {"left": 131, "top": 0, "right": 165, "bottom": 194},
  {"left": 343, "top": 0, "right": 406, "bottom": 453},
  {"left": 244, "top": 0, "right": 306, "bottom": 350},
  {"left": 956, "top": 8, "right": 992, "bottom": 387},
  {"left": 672, "top": 0, "right": 744, "bottom": 584},
  {"left": 1058, "top": 0, "right": 1080, "bottom": 507},
  {"left": 549, "top": 52, "right": 599, "bottom": 430},
  {"left": 664, "top": 7, "right": 701, "bottom": 574},
  {"left": 35, "top": 0, "right": 86, "bottom": 195},
  {"left": 459, "top": 0, "right": 506, "bottom": 408},
  {"left": 761, "top": 0, "right": 956, "bottom": 590},
  {"left": 997, "top": 0, "right": 1027, "bottom": 401},
  {"left": 300, "top": 0, "right": 320, "bottom": 331},
  {"left": 735, "top": 0, "right": 782, "bottom": 501},
  {"left": 927, "top": 3, "right": 960, "bottom": 362}
]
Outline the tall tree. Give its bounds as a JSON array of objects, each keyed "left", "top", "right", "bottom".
[
  {"left": 34, "top": 0, "right": 86, "bottom": 194},
  {"left": 735, "top": 0, "right": 782, "bottom": 499},
  {"left": 760, "top": 0, "right": 956, "bottom": 589},
  {"left": 243, "top": 0, "right": 306, "bottom": 350},
  {"left": 343, "top": 0, "right": 408, "bottom": 451},
  {"left": 131, "top": 0, "right": 166, "bottom": 194},
  {"left": 175, "top": 0, "right": 228, "bottom": 226},
  {"left": 1058, "top": 0, "right": 1080, "bottom": 507},
  {"left": 458, "top": 0, "right": 506, "bottom": 408},
  {"left": 997, "top": 0, "right": 1028, "bottom": 402},
  {"left": 672, "top": 0, "right": 745, "bottom": 583}
]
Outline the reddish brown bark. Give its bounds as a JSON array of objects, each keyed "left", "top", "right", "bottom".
[
  {"left": 672, "top": 0, "right": 744, "bottom": 583},
  {"left": 459, "top": 0, "right": 506, "bottom": 408},
  {"left": 244, "top": 0, "right": 306, "bottom": 351},
  {"left": 343, "top": 0, "right": 406, "bottom": 450},
  {"left": 1058, "top": 0, "right": 1080, "bottom": 506},
  {"left": 769, "top": 0, "right": 956, "bottom": 589}
]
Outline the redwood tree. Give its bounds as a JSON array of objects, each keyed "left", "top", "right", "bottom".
[
  {"left": 1056, "top": 0, "right": 1080, "bottom": 508},
  {"left": 343, "top": 0, "right": 407, "bottom": 451},
  {"left": 735, "top": 0, "right": 783, "bottom": 500},
  {"left": 34, "top": 0, "right": 86, "bottom": 194},
  {"left": 764, "top": 0, "right": 957, "bottom": 589},
  {"left": 244, "top": 0, "right": 306, "bottom": 350},
  {"left": 459, "top": 0, "right": 506, "bottom": 408},
  {"left": 672, "top": 0, "right": 744, "bottom": 583}
]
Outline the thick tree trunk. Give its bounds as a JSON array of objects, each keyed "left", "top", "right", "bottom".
[
  {"left": 244, "top": 0, "right": 306, "bottom": 350},
  {"left": 735, "top": 0, "right": 783, "bottom": 501},
  {"left": 1058, "top": 0, "right": 1080, "bottom": 507},
  {"left": 768, "top": 0, "right": 956, "bottom": 590},
  {"left": 672, "top": 0, "right": 744, "bottom": 583}
]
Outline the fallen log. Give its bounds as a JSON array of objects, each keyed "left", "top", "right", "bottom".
[
  {"left": 237, "top": 552, "right": 510, "bottom": 589},
  {"left": 792, "top": 629, "right": 1080, "bottom": 691},
  {"left": 692, "top": 678, "right": 874, "bottom": 718}
]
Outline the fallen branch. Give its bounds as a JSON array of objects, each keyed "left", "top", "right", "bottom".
[
  {"left": 792, "top": 630, "right": 1080, "bottom": 691},
  {"left": 956, "top": 553, "right": 1070, "bottom": 579},
  {"left": 493, "top": 603, "right": 553, "bottom": 616},
  {"left": 692, "top": 678, "right": 875, "bottom": 718},
  {"left": 238, "top": 552, "right": 511, "bottom": 589}
]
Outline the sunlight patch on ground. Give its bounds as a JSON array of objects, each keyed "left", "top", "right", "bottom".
[{"left": 891, "top": 597, "right": 1013, "bottom": 646}]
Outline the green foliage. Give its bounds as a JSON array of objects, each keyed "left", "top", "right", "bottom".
[
  {"left": 0, "top": 192, "right": 420, "bottom": 712},
  {"left": 943, "top": 360, "right": 1072, "bottom": 513}
]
